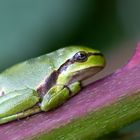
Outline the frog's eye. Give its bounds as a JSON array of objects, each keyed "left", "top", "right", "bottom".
[{"left": 73, "top": 51, "right": 88, "bottom": 62}]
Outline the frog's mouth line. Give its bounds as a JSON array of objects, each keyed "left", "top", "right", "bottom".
[{"left": 68, "top": 66, "right": 104, "bottom": 87}]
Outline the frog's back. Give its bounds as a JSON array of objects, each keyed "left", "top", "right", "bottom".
[
  {"left": 0, "top": 47, "right": 79, "bottom": 93},
  {"left": 0, "top": 53, "right": 54, "bottom": 93}
]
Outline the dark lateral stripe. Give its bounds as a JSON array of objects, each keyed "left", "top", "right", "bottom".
[
  {"left": 37, "top": 71, "right": 59, "bottom": 96},
  {"left": 58, "top": 59, "right": 74, "bottom": 73}
]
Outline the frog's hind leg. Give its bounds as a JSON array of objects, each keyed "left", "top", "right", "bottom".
[
  {"left": 0, "top": 106, "right": 41, "bottom": 124},
  {"left": 0, "top": 88, "right": 41, "bottom": 125}
]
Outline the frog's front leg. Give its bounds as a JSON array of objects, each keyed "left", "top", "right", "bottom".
[
  {"left": 41, "top": 81, "right": 81, "bottom": 111},
  {"left": 0, "top": 88, "right": 40, "bottom": 124}
]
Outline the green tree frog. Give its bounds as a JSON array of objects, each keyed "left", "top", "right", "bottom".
[{"left": 0, "top": 46, "right": 105, "bottom": 124}]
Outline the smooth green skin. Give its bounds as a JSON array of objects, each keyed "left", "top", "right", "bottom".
[{"left": 0, "top": 46, "right": 105, "bottom": 124}]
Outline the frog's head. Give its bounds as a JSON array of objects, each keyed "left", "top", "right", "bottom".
[
  {"left": 40, "top": 46, "right": 106, "bottom": 111},
  {"left": 56, "top": 46, "right": 105, "bottom": 86}
]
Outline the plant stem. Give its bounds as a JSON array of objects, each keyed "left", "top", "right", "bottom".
[{"left": 1, "top": 43, "right": 140, "bottom": 140}]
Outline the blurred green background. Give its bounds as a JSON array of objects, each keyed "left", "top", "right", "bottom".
[
  {"left": 1, "top": 0, "right": 140, "bottom": 139},
  {"left": 0, "top": 0, "right": 139, "bottom": 72}
]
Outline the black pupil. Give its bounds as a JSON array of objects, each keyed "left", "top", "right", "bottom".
[{"left": 74, "top": 51, "right": 87, "bottom": 61}]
